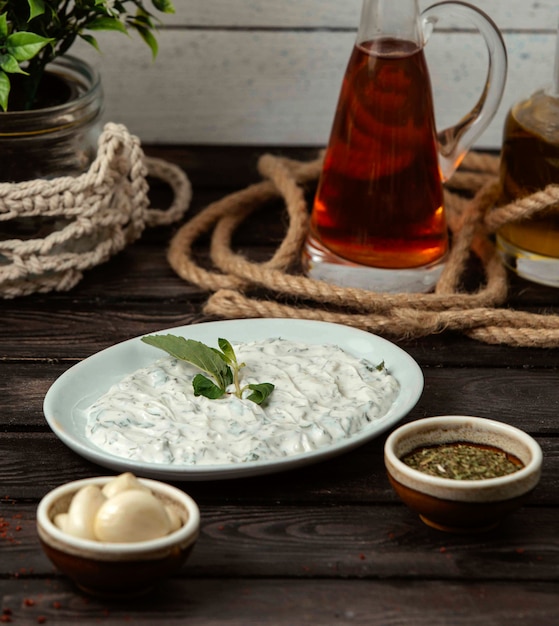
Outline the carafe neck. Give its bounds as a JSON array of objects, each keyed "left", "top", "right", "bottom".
[{"left": 357, "top": 0, "right": 423, "bottom": 47}]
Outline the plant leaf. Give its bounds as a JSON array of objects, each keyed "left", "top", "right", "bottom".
[
  {"left": 217, "top": 338, "right": 237, "bottom": 365},
  {"left": 134, "top": 25, "right": 158, "bottom": 58},
  {"left": 86, "top": 17, "right": 129, "bottom": 34},
  {"left": 7, "top": 32, "right": 53, "bottom": 62},
  {"left": 0, "top": 71, "right": 10, "bottom": 112},
  {"left": 0, "top": 13, "right": 7, "bottom": 39},
  {"left": 192, "top": 374, "right": 225, "bottom": 399},
  {"left": 246, "top": 383, "right": 275, "bottom": 405},
  {"left": 79, "top": 33, "right": 100, "bottom": 52},
  {"left": 141, "top": 334, "right": 232, "bottom": 390},
  {"left": 0, "top": 53, "right": 27, "bottom": 75},
  {"left": 27, "top": 0, "right": 46, "bottom": 20},
  {"left": 151, "top": 0, "right": 175, "bottom": 14}
]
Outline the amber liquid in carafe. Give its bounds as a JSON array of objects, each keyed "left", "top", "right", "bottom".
[
  {"left": 309, "top": 38, "right": 448, "bottom": 269},
  {"left": 498, "top": 103, "right": 559, "bottom": 259}
]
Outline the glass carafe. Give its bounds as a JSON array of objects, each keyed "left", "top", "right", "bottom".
[{"left": 302, "top": 0, "right": 507, "bottom": 293}]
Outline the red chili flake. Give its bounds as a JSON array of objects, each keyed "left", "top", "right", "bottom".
[
  {"left": 515, "top": 548, "right": 525, "bottom": 554},
  {"left": 217, "top": 525, "right": 225, "bottom": 531},
  {"left": 24, "top": 598, "right": 36, "bottom": 606},
  {"left": 387, "top": 532, "right": 396, "bottom": 540},
  {"left": 12, "top": 514, "right": 22, "bottom": 520},
  {"left": 359, "top": 553, "right": 366, "bottom": 560},
  {"left": 0, "top": 615, "right": 12, "bottom": 623},
  {"left": 37, "top": 617, "right": 47, "bottom": 624},
  {"left": 439, "top": 547, "right": 447, "bottom": 553},
  {"left": 15, "top": 526, "right": 22, "bottom": 532},
  {"left": 52, "top": 601, "right": 62, "bottom": 610}
]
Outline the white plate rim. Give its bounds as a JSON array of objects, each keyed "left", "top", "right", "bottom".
[{"left": 43, "top": 318, "right": 424, "bottom": 480}]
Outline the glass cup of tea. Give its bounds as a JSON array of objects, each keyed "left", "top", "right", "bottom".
[
  {"left": 302, "top": 0, "right": 507, "bottom": 293},
  {"left": 496, "top": 23, "right": 559, "bottom": 288}
]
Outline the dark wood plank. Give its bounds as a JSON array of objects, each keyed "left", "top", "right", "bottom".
[
  {"left": 1, "top": 433, "right": 557, "bottom": 506},
  {"left": 1, "top": 298, "right": 559, "bottom": 367},
  {"left": 144, "top": 144, "right": 322, "bottom": 190},
  {"left": 2, "top": 502, "right": 558, "bottom": 581},
  {"left": 1, "top": 578, "right": 558, "bottom": 625}
]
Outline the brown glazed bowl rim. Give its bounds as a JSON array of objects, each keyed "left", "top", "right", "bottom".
[
  {"left": 384, "top": 415, "right": 543, "bottom": 503},
  {"left": 37, "top": 476, "right": 200, "bottom": 558}
]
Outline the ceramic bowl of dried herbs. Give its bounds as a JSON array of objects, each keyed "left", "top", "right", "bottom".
[{"left": 384, "top": 415, "right": 542, "bottom": 533}]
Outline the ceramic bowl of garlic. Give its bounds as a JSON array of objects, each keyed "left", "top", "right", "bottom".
[
  {"left": 36, "top": 473, "right": 200, "bottom": 596},
  {"left": 384, "top": 416, "right": 543, "bottom": 533}
]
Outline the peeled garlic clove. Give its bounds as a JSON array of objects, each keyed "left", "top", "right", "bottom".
[
  {"left": 65, "top": 485, "right": 106, "bottom": 540},
  {"left": 101, "top": 472, "right": 150, "bottom": 499},
  {"left": 165, "top": 505, "right": 183, "bottom": 533},
  {"left": 54, "top": 512, "right": 69, "bottom": 532},
  {"left": 94, "top": 489, "right": 171, "bottom": 543}
]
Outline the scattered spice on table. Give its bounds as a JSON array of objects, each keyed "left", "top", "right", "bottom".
[{"left": 402, "top": 442, "right": 524, "bottom": 480}]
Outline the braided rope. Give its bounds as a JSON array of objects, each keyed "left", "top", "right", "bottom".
[
  {"left": 167, "top": 150, "right": 559, "bottom": 348},
  {"left": 0, "top": 123, "right": 192, "bottom": 298}
]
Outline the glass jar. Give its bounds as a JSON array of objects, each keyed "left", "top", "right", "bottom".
[
  {"left": 0, "top": 55, "right": 103, "bottom": 183},
  {"left": 0, "top": 55, "right": 104, "bottom": 240}
]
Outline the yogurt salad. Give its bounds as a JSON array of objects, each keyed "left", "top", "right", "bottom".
[{"left": 85, "top": 338, "right": 400, "bottom": 465}]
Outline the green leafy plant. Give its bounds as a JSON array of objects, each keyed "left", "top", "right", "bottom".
[
  {"left": 0, "top": 0, "right": 175, "bottom": 111},
  {"left": 141, "top": 334, "right": 275, "bottom": 405}
]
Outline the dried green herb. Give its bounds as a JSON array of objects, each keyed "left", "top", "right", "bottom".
[{"left": 402, "top": 442, "right": 523, "bottom": 480}]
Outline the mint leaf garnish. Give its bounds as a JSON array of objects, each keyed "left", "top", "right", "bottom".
[
  {"left": 246, "top": 383, "right": 275, "bottom": 405},
  {"left": 142, "top": 335, "right": 231, "bottom": 390},
  {"left": 192, "top": 373, "right": 226, "bottom": 399},
  {"left": 217, "top": 337, "right": 237, "bottom": 365},
  {"left": 141, "top": 334, "right": 274, "bottom": 404}
]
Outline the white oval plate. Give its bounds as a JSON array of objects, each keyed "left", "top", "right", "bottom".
[{"left": 43, "top": 319, "right": 423, "bottom": 480}]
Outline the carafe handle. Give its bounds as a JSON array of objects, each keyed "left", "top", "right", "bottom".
[{"left": 422, "top": 1, "right": 507, "bottom": 180}]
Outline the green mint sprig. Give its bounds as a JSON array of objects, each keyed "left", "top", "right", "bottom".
[{"left": 141, "top": 334, "right": 274, "bottom": 405}]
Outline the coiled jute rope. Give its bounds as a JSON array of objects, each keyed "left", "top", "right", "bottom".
[
  {"left": 167, "top": 151, "right": 559, "bottom": 348},
  {"left": 0, "top": 122, "right": 192, "bottom": 298}
]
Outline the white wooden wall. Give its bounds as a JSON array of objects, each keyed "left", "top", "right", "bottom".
[{"left": 73, "top": 0, "right": 559, "bottom": 149}]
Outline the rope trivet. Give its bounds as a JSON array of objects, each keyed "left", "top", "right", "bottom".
[
  {"left": 167, "top": 151, "right": 559, "bottom": 348},
  {"left": 0, "top": 122, "right": 192, "bottom": 298}
]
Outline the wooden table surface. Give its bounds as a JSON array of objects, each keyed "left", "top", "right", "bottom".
[{"left": 1, "top": 146, "right": 558, "bottom": 625}]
